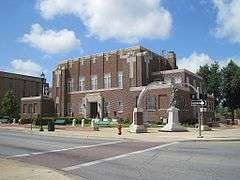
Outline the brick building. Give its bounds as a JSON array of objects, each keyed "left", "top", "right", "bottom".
[
  {"left": 0, "top": 71, "right": 42, "bottom": 115},
  {"left": 52, "top": 46, "right": 214, "bottom": 124},
  {"left": 21, "top": 96, "right": 54, "bottom": 120}
]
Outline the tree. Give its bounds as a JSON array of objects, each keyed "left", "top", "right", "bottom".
[
  {"left": 197, "top": 62, "right": 221, "bottom": 107},
  {"left": 221, "top": 60, "right": 240, "bottom": 124},
  {"left": 1, "top": 91, "right": 19, "bottom": 118}
]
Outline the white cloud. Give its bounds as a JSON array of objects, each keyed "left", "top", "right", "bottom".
[
  {"left": 21, "top": 23, "right": 81, "bottom": 54},
  {"left": 178, "top": 52, "right": 213, "bottom": 73},
  {"left": 10, "top": 59, "right": 43, "bottom": 77},
  {"left": 213, "top": 0, "right": 240, "bottom": 43},
  {"left": 178, "top": 52, "right": 240, "bottom": 73},
  {"left": 37, "top": 0, "right": 172, "bottom": 43}
]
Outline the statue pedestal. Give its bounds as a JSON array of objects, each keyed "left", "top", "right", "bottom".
[
  {"left": 160, "top": 107, "right": 187, "bottom": 132},
  {"left": 201, "top": 125, "right": 211, "bottom": 131},
  {"left": 129, "top": 108, "right": 147, "bottom": 133}
]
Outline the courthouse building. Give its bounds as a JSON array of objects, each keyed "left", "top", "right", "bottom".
[{"left": 52, "top": 46, "right": 214, "bottom": 123}]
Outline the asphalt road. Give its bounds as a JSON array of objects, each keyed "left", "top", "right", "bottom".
[{"left": 0, "top": 129, "right": 240, "bottom": 180}]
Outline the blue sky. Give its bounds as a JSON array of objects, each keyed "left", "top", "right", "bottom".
[{"left": 0, "top": 0, "right": 240, "bottom": 83}]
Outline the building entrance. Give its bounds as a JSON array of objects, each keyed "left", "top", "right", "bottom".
[{"left": 90, "top": 102, "right": 98, "bottom": 118}]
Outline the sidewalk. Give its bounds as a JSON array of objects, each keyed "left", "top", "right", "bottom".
[
  {"left": 1, "top": 124, "right": 240, "bottom": 142},
  {"left": 0, "top": 158, "right": 84, "bottom": 180}
]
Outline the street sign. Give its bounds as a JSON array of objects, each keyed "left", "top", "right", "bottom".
[
  {"left": 191, "top": 100, "right": 206, "bottom": 106},
  {"left": 190, "top": 93, "right": 208, "bottom": 100},
  {"left": 200, "top": 108, "right": 207, "bottom": 112}
]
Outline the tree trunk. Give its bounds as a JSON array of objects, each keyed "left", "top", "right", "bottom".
[{"left": 231, "top": 108, "right": 235, "bottom": 125}]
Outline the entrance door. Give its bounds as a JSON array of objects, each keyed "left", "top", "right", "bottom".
[{"left": 90, "top": 102, "right": 98, "bottom": 118}]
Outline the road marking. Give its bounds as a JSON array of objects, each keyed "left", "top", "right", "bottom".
[
  {"left": 6, "top": 140, "right": 124, "bottom": 158},
  {"left": 62, "top": 141, "right": 179, "bottom": 171}
]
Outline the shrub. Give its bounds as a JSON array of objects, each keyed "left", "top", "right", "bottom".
[{"left": 123, "top": 118, "right": 130, "bottom": 124}]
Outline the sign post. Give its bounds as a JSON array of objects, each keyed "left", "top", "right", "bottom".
[{"left": 191, "top": 87, "right": 204, "bottom": 138}]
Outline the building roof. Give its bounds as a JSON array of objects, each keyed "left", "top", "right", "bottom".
[
  {"left": 0, "top": 70, "right": 42, "bottom": 82},
  {"left": 153, "top": 69, "right": 202, "bottom": 80},
  {"left": 55, "top": 45, "right": 170, "bottom": 69}
]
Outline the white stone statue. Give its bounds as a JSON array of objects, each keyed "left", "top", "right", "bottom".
[{"left": 160, "top": 83, "right": 186, "bottom": 132}]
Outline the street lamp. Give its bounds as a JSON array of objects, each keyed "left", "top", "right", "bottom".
[{"left": 39, "top": 72, "right": 45, "bottom": 131}]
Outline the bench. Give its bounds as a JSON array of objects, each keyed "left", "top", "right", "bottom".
[
  {"left": 0, "top": 119, "right": 9, "bottom": 124},
  {"left": 54, "top": 119, "right": 66, "bottom": 125},
  {"left": 96, "top": 120, "right": 111, "bottom": 127}
]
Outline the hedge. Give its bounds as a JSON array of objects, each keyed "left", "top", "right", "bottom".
[{"left": 20, "top": 116, "right": 92, "bottom": 125}]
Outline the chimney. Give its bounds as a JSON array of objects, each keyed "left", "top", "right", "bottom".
[{"left": 167, "top": 51, "right": 177, "bottom": 69}]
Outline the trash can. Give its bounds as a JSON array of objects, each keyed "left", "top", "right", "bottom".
[{"left": 48, "top": 120, "right": 55, "bottom": 131}]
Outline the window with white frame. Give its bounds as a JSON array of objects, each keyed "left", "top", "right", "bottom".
[
  {"left": 79, "top": 99, "right": 85, "bottom": 113},
  {"left": 79, "top": 77, "right": 85, "bottom": 91},
  {"left": 146, "top": 96, "right": 156, "bottom": 111},
  {"left": 67, "top": 103, "right": 72, "bottom": 116},
  {"left": 67, "top": 78, "right": 73, "bottom": 92},
  {"left": 103, "top": 101, "right": 110, "bottom": 117},
  {"left": 91, "top": 75, "right": 98, "bottom": 90},
  {"left": 56, "top": 72, "right": 60, "bottom": 87},
  {"left": 118, "top": 71, "right": 123, "bottom": 88},
  {"left": 118, "top": 99, "right": 123, "bottom": 112},
  {"left": 104, "top": 73, "right": 111, "bottom": 89}
]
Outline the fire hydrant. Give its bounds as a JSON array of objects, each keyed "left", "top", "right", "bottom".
[
  {"left": 117, "top": 119, "right": 122, "bottom": 135},
  {"left": 118, "top": 123, "right": 122, "bottom": 135}
]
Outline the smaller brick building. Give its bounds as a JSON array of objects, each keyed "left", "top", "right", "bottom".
[
  {"left": 21, "top": 96, "right": 54, "bottom": 120},
  {"left": 0, "top": 71, "right": 43, "bottom": 117}
]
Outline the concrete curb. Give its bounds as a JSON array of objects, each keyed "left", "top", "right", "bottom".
[
  {"left": 1, "top": 126, "right": 240, "bottom": 143},
  {"left": 185, "top": 138, "right": 240, "bottom": 142}
]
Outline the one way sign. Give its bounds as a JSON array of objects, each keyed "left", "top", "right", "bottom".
[{"left": 191, "top": 100, "right": 206, "bottom": 106}]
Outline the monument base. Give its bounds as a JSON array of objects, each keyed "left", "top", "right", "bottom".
[
  {"left": 129, "top": 108, "right": 147, "bottom": 133},
  {"left": 201, "top": 125, "right": 211, "bottom": 131},
  {"left": 159, "top": 107, "right": 187, "bottom": 132},
  {"left": 159, "top": 123, "right": 187, "bottom": 132},
  {"left": 129, "top": 124, "right": 147, "bottom": 133}
]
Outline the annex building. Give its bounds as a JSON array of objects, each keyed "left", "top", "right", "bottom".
[
  {"left": 52, "top": 46, "right": 214, "bottom": 124},
  {"left": 0, "top": 71, "right": 43, "bottom": 115}
]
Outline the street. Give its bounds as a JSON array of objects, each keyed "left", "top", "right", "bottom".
[{"left": 0, "top": 129, "right": 240, "bottom": 180}]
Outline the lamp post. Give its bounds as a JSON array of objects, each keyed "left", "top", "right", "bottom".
[{"left": 39, "top": 72, "right": 45, "bottom": 132}]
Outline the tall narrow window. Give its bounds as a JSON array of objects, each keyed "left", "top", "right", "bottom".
[
  {"left": 67, "top": 78, "right": 73, "bottom": 92},
  {"left": 33, "top": 103, "right": 37, "bottom": 113},
  {"left": 23, "top": 104, "right": 27, "bottom": 113},
  {"left": 28, "top": 104, "right": 33, "bottom": 113},
  {"left": 91, "top": 75, "right": 98, "bottom": 90},
  {"left": 79, "top": 77, "right": 85, "bottom": 91},
  {"left": 146, "top": 96, "right": 156, "bottom": 111},
  {"left": 79, "top": 99, "right": 85, "bottom": 113},
  {"left": 118, "top": 71, "right": 123, "bottom": 88},
  {"left": 104, "top": 73, "right": 111, "bottom": 89},
  {"left": 67, "top": 103, "right": 72, "bottom": 116},
  {"left": 186, "top": 76, "right": 190, "bottom": 88},
  {"left": 103, "top": 101, "right": 110, "bottom": 117},
  {"left": 118, "top": 99, "right": 123, "bottom": 112}
]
